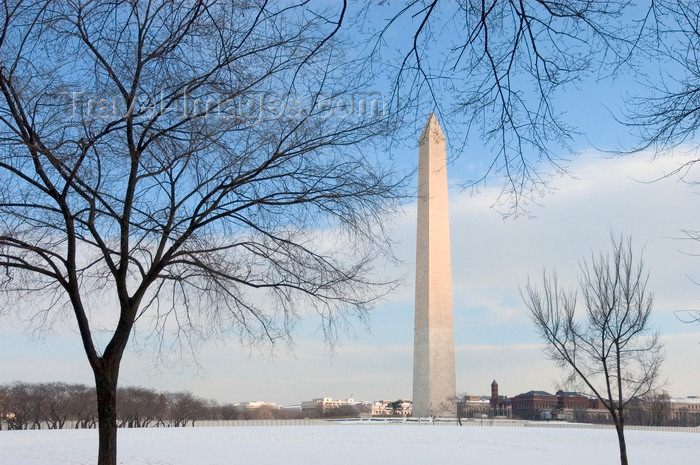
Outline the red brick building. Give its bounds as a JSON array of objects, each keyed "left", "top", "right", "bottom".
[
  {"left": 490, "top": 381, "right": 606, "bottom": 421},
  {"left": 511, "top": 390, "right": 558, "bottom": 420},
  {"left": 509, "top": 388, "right": 595, "bottom": 420},
  {"left": 556, "top": 390, "right": 589, "bottom": 409}
]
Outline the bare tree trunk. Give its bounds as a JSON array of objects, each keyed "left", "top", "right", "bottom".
[
  {"left": 94, "top": 361, "right": 119, "bottom": 465},
  {"left": 614, "top": 422, "right": 628, "bottom": 465}
]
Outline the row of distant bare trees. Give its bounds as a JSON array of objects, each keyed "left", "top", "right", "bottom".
[
  {"left": 1, "top": 381, "right": 406, "bottom": 430},
  {"left": 0, "top": 382, "right": 308, "bottom": 431}
]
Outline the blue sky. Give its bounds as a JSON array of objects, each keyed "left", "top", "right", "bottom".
[{"left": 1, "top": 3, "right": 699, "bottom": 406}]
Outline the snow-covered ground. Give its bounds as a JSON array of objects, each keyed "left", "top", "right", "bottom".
[{"left": 1, "top": 424, "right": 698, "bottom": 465}]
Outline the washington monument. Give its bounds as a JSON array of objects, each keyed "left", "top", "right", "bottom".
[{"left": 412, "top": 114, "right": 456, "bottom": 418}]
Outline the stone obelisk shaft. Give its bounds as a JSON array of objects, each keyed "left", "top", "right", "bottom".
[{"left": 412, "top": 114, "right": 456, "bottom": 418}]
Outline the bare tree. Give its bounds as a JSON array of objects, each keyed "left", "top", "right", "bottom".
[
  {"left": 26, "top": 383, "right": 47, "bottom": 430},
  {"left": 613, "top": 2, "right": 700, "bottom": 323},
  {"left": 624, "top": 1, "right": 700, "bottom": 153},
  {"left": 275, "top": 406, "right": 305, "bottom": 420},
  {"left": 523, "top": 235, "right": 664, "bottom": 465},
  {"left": 1, "top": 382, "right": 35, "bottom": 430},
  {"left": 626, "top": 391, "right": 670, "bottom": 427},
  {"left": 676, "top": 309, "right": 700, "bottom": 325},
  {"left": 322, "top": 404, "right": 358, "bottom": 418},
  {"left": 452, "top": 393, "right": 480, "bottom": 425},
  {"left": 66, "top": 384, "right": 97, "bottom": 429},
  {"left": 363, "top": 1, "right": 646, "bottom": 216},
  {"left": 218, "top": 403, "right": 241, "bottom": 421},
  {"left": 0, "top": 389, "right": 5, "bottom": 430},
  {"left": 42, "top": 382, "right": 72, "bottom": 430},
  {"left": 0, "top": 2, "right": 403, "bottom": 464},
  {"left": 117, "top": 386, "right": 160, "bottom": 428},
  {"left": 644, "top": 391, "right": 671, "bottom": 426},
  {"left": 166, "top": 391, "right": 206, "bottom": 427},
  {"left": 241, "top": 404, "right": 276, "bottom": 420},
  {"left": 0, "top": 381, "right": 85, "bottom": 430}
]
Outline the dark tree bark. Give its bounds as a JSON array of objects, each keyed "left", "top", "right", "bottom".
[
  {"left": 95, "top": 365, "right": 119, "bottom": 465},
  {"left": 614, "top": 423, "right": 629, "bottom": 465}
]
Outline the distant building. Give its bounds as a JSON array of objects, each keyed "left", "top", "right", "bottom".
[
  {"left": 511, "top": 390, "right": 558, "bottom": 420},
  {"left": 669, "top": 396, "right": 700, "bottom": 426},
  {"left": 556, "top": 390, "right": 589, "bottom": 409},
  {"left": 300, "top": 397, "right": 413, "bottom": 417},
  {"left": 233, "top": 401, "right": 280, "bottom": 411},
  {"left": 504, "top": 384, "right": 602, "bottom": 421},
  {"left": 460, "top": 395, "right": 492, "bottom": 418},
  {"left": 489, "top": 380, "right": 511, "bottom": 418},
  {"left": 371, "top": 401, "right": 393, "bottom": 417},
  {"left": 391, "top": 399, "right": 413, "bottom": 416},
  {"left": 281, "top": 404, "right": 302, "bottom": 412},
  {"left": 300, "top": 397, "right": 355, "bottom": 415},
  {"left": 366, "top": 399, "right": 413, "bottom": 417}
]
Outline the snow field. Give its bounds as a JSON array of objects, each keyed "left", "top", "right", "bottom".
[{"left": 0, "top": 424, "right": 698, "bottom": 465}]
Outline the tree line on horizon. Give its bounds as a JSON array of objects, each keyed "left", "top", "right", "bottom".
[
  {"left": 2, "top": 380, "right": 692, "bottom": 432},
  {"left": 0, "top": 381, "right": 303, "bottom": 430}
]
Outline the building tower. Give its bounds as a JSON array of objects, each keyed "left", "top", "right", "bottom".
[
  {"left": 490, "top": 380, "right": 499, "bottom": 411},
  {"left": 412, "top": 114, "right": 456, "bottom": 418}
]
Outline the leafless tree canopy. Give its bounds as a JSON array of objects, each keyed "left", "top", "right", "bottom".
[
  {"left": 0, "top": 2, "right": 403, "bottom": 464},
  {"left": 625, "top": 391, "right": 671, "bottom": 427},
  {"left": 0, "top": 0, "right": 401, "bottom": 357},
  {"left": 625, "top": 1, "right": 700, "bottom": 153},
  {"left": 363, "top": 0, "right": 641, "bottom": 215},
  {"left": 615, "top": 1, "right": 700, "bottom": 324},
  {"left": 523, "top": 234, "right": 664, "bottom": 465}
]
